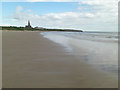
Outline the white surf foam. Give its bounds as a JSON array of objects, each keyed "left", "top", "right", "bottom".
[{"left": 40, "top": 31, "right": 118, "bottom": 73}]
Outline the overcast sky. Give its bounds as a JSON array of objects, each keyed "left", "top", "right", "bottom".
[{"left": 1, "top": 0, "right": 118, "bottom": 32}]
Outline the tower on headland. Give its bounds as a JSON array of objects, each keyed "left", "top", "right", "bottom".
[
  {"left": 25, "top": 20, "right": 32, "bottom": 29},
  {"left": 28, "top": 20, "right": 31, "bottom": 28}
]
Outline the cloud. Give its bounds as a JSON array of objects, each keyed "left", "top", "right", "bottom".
[
  {"left": 27, "top": 9, "right": 32, "bottom": 12},
  {"left": 2, "top": 0, "right": 76, "bottom": 2},
  {"left": 77, "top": 0, "right": 118, "bottom": 30},
  {"left": 78, "top": 0, "right": 118, "bottom": 15},
  {"left": 11, "top": 0, "right": 118, "bottom": 32},
  {"left": 16, "top": 6, "right": 23, "bottom": 13},
  {"left": 0, "top": 24, "right": 12, "bottom": 26},
  {"left": 26, "top": 0, "right": 119, "bottom": 3},
  {"left": 12, "top": 7, "right": 97, "bottom": 28},
  {"left": 27, "top": 0, "right": 78, "bottom": 2}
]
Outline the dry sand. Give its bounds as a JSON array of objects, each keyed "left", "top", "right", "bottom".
[{"left": 2, "top": 32, "right": 118, "bottom": 88}]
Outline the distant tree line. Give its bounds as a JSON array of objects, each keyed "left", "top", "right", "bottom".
[{"left": 0, "top": 26, "right": 83, "bottom": 32}]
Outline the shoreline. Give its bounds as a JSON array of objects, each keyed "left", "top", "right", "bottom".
[
  {"left": 41, "top": 31, "right": 118, "bottom": 74},
  {"left": 2, "top": 32, "right": 118, "bottom": 88}
]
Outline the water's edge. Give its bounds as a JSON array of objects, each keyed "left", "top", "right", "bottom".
[{"left": 40, "top": 31, "right": 118, "bottom": 74}]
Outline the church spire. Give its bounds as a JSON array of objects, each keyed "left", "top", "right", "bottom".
[
  {"left": 27, "top": 20, "right": 32, "bottom": 28},
  {"left": 28, "top": 20, "right": 30, "bottom": 27},
  {"left": 25, "top": 20, "right": 32, "bottom": 29}
]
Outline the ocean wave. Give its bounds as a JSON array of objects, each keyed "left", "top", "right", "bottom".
[{"left": 40, "top": 31, "right": 118, "bottom": 74}]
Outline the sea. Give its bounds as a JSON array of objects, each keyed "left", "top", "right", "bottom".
[{"left": 41, "top": 31, "right": 118, "bottom": 74}]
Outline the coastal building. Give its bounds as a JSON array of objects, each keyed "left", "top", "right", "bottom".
[
  {"left": 25, "top": 20, "right": 32, "bottom": 29},
  {"left": 34, "top": 26, "right": 45, "bottom": 30}
]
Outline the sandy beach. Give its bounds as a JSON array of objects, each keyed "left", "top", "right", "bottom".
[{"left": 2, "top": 32, "right": 118, "bottom": 88}]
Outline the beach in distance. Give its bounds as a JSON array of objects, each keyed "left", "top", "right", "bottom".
[{"left": 2, "top": 31, "right": 118, "bottom": 88}]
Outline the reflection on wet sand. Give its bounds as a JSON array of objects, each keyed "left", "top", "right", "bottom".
[{"left": 2, "top": 32, "right": 118, "bottom": 88}]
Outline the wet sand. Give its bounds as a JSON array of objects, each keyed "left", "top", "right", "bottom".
[
  {"left": 0, "top": 30, "right": 2, "bottom": 89},
  {"left": 2, "top": 32, "right": 118, "bottom": 88}
]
